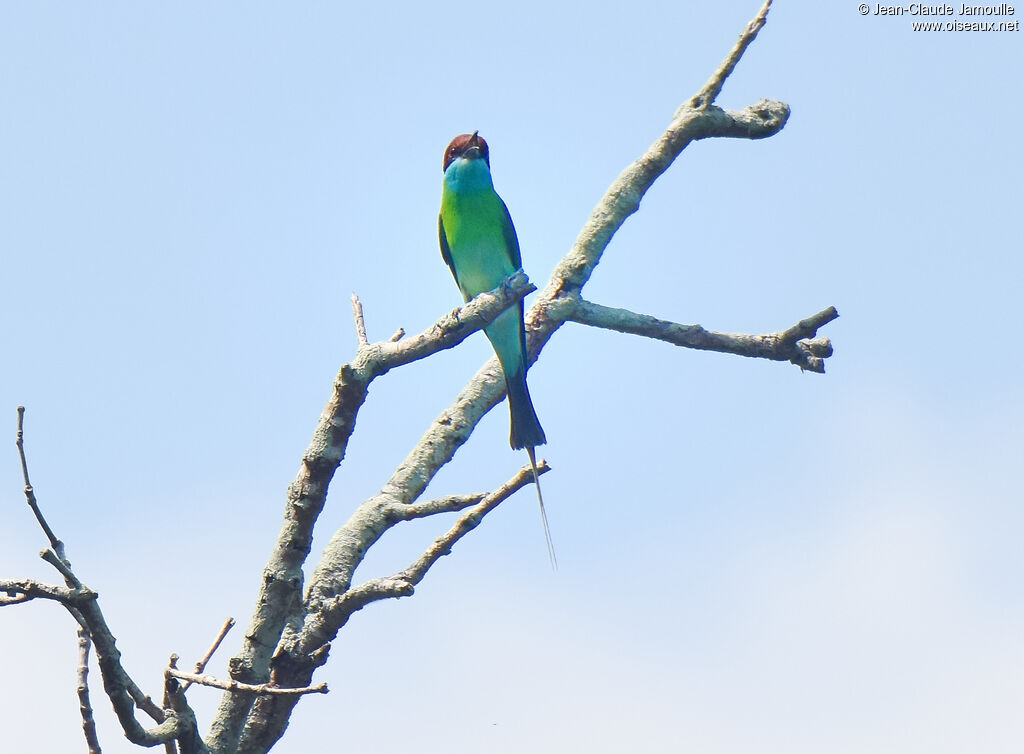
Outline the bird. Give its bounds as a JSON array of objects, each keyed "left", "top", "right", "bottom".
[{"left": 438, "top": 131, "right": 556, "bottom": 568}]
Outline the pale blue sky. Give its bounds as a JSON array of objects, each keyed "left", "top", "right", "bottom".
[{"left": 2, "top": 2, "right": 1021, "bottom": 752}]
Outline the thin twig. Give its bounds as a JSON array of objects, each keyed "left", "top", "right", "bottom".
[
  {"left": 689, "top": 0, "right": 773, "bottom": 110},
  {"left": 181, "top": 618, "right": 235, "bottom": 693},
  {"left": 163, "top": 662, "right": 207, "bottom": 754},
  {"left": 777, "top": 307, "right": 840, "bottom": 345},
  {"left": 40, "top": 549, "right": 83, "bottom": 588},
  {"left": 162, "top": 663, "right": 181, "bottom": 754},
  {"left": 160, "top": 656, "right": 181, "bottom": 754},
  {"left": 164, "top": 654, "right": 179, "bottom": 709},
  {"left": 350, "top": 293, "right": 368, "bottom": 346},
  {"left": 168, "top": 668, "right": 328, "bottom": 697},
  {"left": 16, "top": 406, "right": 62, "bottom": 551},
  {"left": 76, "top": 629, "right": 102, "bottom": 754}
]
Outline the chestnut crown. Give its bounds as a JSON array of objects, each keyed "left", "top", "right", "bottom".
[{"left": 442, "top": 131, "right": 490, "bottom": 172}]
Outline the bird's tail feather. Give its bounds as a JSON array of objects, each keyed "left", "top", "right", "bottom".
[
  {"left": 506, "top": 369, "right": 546, "bottom": 450},
  {"left": 526, "top": 446, "right": 557, "bottom": 571},
  {"left": 504, "top": 366, "right": 554, "bottom": 568}
]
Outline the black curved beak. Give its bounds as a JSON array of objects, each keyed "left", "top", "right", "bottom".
[{"left": 465, "top": 130, "right": 482, "bottom": 159}]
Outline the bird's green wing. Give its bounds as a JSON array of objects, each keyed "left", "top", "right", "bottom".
[
  {"left": 499, "top": 197, "right": 522, "bottom": 271},
  {"left": 438, "top": 213, "right": 463, "bottom": 292}
]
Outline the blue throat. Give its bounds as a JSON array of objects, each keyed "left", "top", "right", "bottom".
[{"left": 443, "top": 156, "right": 494, "bottom": 194}]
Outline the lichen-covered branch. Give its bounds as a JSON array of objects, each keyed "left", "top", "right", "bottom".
[
  {"left": 338, "top": 464, "right": 547, "bottom": 617},
  {"left": 0, "top": 578, "right": 91, "bottom": 606},
  {"left": 215, "top": 4, "right": 807, "bottom": 752},
  {"left": 231, "top": 463, "right": 546, "bottom": 754},
  {"left": 396, "top": 464, "right": 548, "bottom": 585},
  {"left": 567, "top": 299, "right": 839, "bottom": 373},
  {"left": 281, "top": 64, "right": 794, "bottom": 672},
  {"left": 299, "top": 0, "right": 790, "bottom": 624},
  {"left": 206, "top": 273, "right": 535, "bottom": 752},
  {"left": 386, "top": 493, "right": 487, "bottom": 521},
  {"left": 688, "top": 0, "right": 773, "bottom": 111},
  {"left": 0, "top": 3, "right": 835, "bottom": 753}
]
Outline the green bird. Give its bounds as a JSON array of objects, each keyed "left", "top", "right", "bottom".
[{"left": 439, "top": 132, "right": 555, "bottom": 568}]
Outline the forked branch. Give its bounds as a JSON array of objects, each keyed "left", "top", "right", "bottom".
[
  {"left": 335, "top": 463, "right": 550, "bottom": 615},
  {"left": 1, "top": 4, "right": 836, "bottom": 754},
  {"left": 216, "top": 4, "right": 819, "bottom": 754},
  {"left": 6, "top": 408, "right": 202, "bottom": 750}
]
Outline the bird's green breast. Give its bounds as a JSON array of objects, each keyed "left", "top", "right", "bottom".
[{"left": 441, "top": 187, "right": 517, "bottom": 299}]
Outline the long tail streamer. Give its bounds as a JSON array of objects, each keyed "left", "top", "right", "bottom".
[{"left": 526, "top": 446, "right": 557, "bottom": 570}]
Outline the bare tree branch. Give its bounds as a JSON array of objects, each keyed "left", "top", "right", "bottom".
[
  {"left": 162, "top": 657, "right": 209, "bottom": 754},
  {"left": 212, "top": 3, "right": 820, "bottom": 752},
  {"left": 76, "top": 630, "right": 102, "bottom": 754},
  {"left": 339, "top": 464, "right": 550, "bottom": 615},
  {"left": 0, "top": 592, "right": 33, "bottom": 606},
  {"left": 41, "top": 548, "right": 84, "bottom": 588},
  {"left": 168, "top": 668, "right": 327, "bottom": 697},
  {"left": 688, "top": 0, "right": 773, "bottom": 111},
  {"left": 385, "top": 493, "right": 487, "bottom": 521},
  {"left": 181, "top": 618, "right": 236, "bottom": 694},
  {"left": 207, "top": 272, "right": 536, "bottom": 752},
  {"left": 298, "top": 0, "right": 793, "bottom": 618},
  {"left": 163, "top": 656, "right": 182, "bottom": 754},
  {"left": 74, "top": 591, "right": 184, "bottom": 745},
  {"left": 230, "top": 463, "right": 547, "bottom": 754},
  {"left": 0, "top": 4, "right": 833, "bottom": 754},
  {"left": 350, "top": 293, "right": 368, "bottom": 347},
  {"left": 567, "top": 299, "right": 839, "bottom": 373},
  {"left": 2, "top": 558, "right": 179, "bottom": 745},
  {"left": 0, "top": 2, "right": 827, "bottom": 751},
  {"left": 16, "top": 423, "right": 109, "bottom": 753},
  {"left": 16, "top": 406, "right": 62, "bottom": 552},
  {"left": 397, "top": 464, "right": 549, "bottom": 586},
  {"left": 7, "top": 409, "right": 205, "bottom": 749},
  {"left": 0, "top": 578, "right": 92, "bottom": 606}
]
